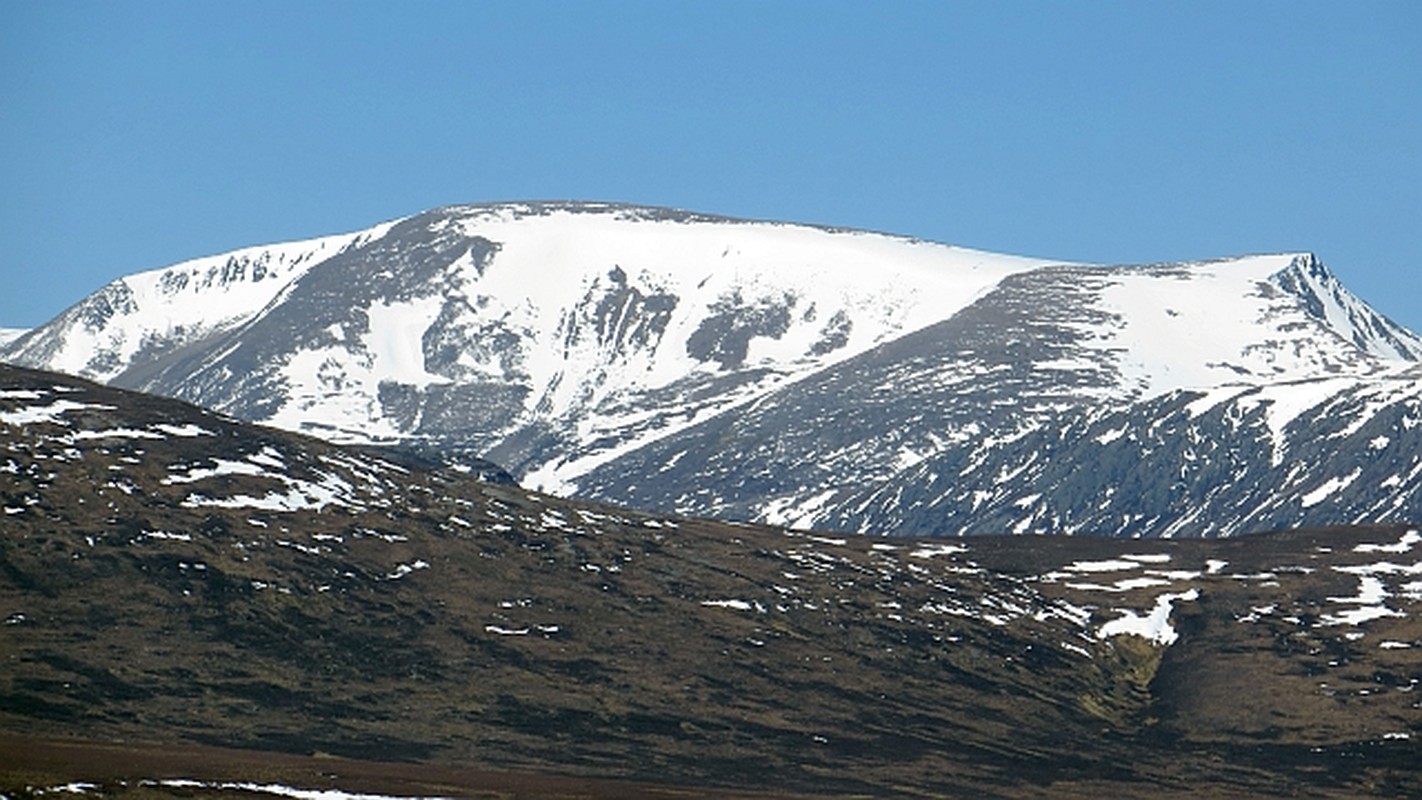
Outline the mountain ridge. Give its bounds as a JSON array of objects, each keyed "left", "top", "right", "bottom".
[{"left": 4, "top": 201, "right": 1420, "bottom": 537}]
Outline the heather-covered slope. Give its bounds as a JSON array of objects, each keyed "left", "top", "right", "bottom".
[{"left": 3, "top": 365, "right": 1419, "bottom": 797}]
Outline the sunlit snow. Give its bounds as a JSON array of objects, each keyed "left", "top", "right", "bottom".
[
  {"left": 1097, "top": 589, "right": 1199, "bottom": 645},
  {"left": 1355, "top": 530, "right": 1421, "bottom": 555},
  {"left": 0, "top": 399, "right": 116, "bottom": 426},
  {"left": 146, "top": 779, "right": 453, "bottom": 800}
]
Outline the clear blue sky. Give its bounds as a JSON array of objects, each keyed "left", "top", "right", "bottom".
[{"left": 3, "top": 1, "right": 1419, "bottom": 331}]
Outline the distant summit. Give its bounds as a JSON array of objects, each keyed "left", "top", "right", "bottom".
[{"left": 5, "top": 201, "right": 1421, "bottom": 537}]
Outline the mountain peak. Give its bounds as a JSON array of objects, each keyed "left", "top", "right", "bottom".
[
  {"left": 1269, "top": 253, "right": 1422, "bottom": 361},
  {"left": 4, "top": 203, "right": 1419, "bottom": 537}
]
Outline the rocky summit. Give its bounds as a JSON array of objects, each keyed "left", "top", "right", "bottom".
[
  {"left": 5, "top": 202, "right": 1422, "bottom": 537},
  {"left": 2, "top": 364, "right": 1419, "bottom": 797}
]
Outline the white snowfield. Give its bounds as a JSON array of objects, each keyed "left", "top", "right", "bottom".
[
  {"left": 1080, "top": 254, "right": 1417, "bottom": 399},
  {"left": 258, "top": 205, "right": 1070, "bottom": 480},
  {"left": 143, "top": 780, "right": 454, "bottom": 800},
  {"left": 434, "top": 205, "right": 1052, "bottom": 395}
]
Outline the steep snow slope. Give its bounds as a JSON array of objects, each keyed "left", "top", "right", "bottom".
[
  {"left": 1076, "top": 255, "right": 1417, "bottom": 398},
  {"left": 3, "top": 202, "right": 1062, "bottom": 480},
  {"left": 567, "top": 254, "right": 1422, "bottom": 533},
  {"left": 2, "top": 222, "right": 399, "bottom": 381}
]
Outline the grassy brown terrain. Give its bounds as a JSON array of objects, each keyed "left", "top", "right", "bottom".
[
  {"left": 2, "top": 364, "right": 1419, "bottom": 798},
  {"left": 1, "top": 732, "right": 810, "bottom": 799}
]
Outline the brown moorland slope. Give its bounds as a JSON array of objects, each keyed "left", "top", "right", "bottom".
[{"left": 2, "top": 364, "right": 1419, "bottom": 797}]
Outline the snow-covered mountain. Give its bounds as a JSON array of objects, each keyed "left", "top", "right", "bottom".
[{"left": 4, "top": 201, "right": 1420, "bottom": 536}]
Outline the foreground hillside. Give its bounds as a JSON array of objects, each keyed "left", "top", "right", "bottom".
[
  {"left": 2, "top": 364, "right": 1420, "bottom": 797},
  {"left": 6, "top": 202, "right": 1422, "bottom": 537}
]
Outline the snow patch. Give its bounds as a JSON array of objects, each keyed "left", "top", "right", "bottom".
[
  {"left": 908, "top": 543, "right": 970, "bottom": 559},
  {"left": 1321, "top": 575, "right": 1404, "bottom": 627},
  {"left": 1067, "top": 558, "right": 1142, "bottom": 573},
  {"left": 702, "top": 599, "right": 766, "bottom": 613},
  {"left": 0, "top": 399, "right": 115, "bottom": 426},
  {"left": 1354, "top": 530, "right": 1421, "bottom": 555},
  {"left": 363, "top": 295, "right": 451, "bottom": 387},
  {"left": 146, "top": 779, "right": 453, "bottom": 800},
  {"left": 1097, "top": 589, "right": 1199, "bottom": 645},
  {"left": 1300, "top": 468, "right": 1362, "bottom": 508}
]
